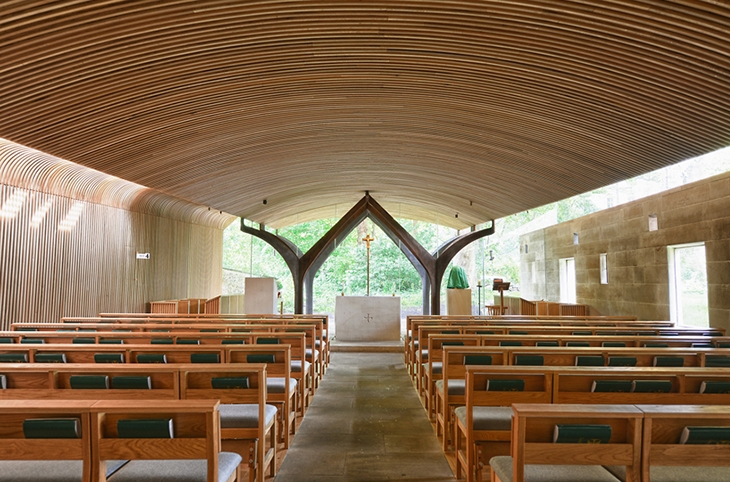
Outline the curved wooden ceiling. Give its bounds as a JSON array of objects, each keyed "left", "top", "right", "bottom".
[{"left": 2, "top": 1, "right": 729, "bottom": 230}]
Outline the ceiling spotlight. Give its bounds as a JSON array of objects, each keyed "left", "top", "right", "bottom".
[
  {"left": 455, "top": 213, "right": 459, "bottom": 218},
  {"left": 263, "top": 199, "right": 268, "bottom": 205}
]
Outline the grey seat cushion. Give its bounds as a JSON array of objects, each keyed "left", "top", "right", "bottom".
[
  {"left": 267, "top": 377, "right": 298, "bottom": 395},
  {"left": 490, "top": 456, "right": 621, "bottom": 482},
  {"left": 0, "top": 461, "right": 82, "bottom": 482},
  {"left": 108, "top": 452, "right": 242, "bottom": 482},
  {"left": 420, "top": 349, "right": 428, "bottom": 361},
  {"left": 0, "top": 459, "right": 127, "bottom": 481},
  {"left": 291, "top": 360, "right": 311, "bottom": 373},
  {"left": 430, "top": 362, "right": 442, "bottom": 375},
  {"left": 454, "top": 406, "right": 512, "bottom": 431},
  {"left": 605, "top": 464, "right": 730, "bottom": 482},
  {"left": 219, "top": 403, "right": 278, "bottom": 429},
  {"left": 435, "top": 379, "right": 465, "bottom": 395}
]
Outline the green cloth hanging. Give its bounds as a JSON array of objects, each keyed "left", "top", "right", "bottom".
[{"left": 447, "top": 266, "right": 469, "bottom": 289}]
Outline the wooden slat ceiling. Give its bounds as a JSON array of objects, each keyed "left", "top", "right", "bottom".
[{"left": 2, "top": 1, "right": 729, "bottom": 230}]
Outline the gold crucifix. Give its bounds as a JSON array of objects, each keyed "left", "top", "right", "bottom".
[{"left": 362, "top": 233, "right": 375, "bottom": 296}]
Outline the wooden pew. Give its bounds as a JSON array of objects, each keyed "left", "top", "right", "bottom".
[
  {"left": 0, "top": 364, "right": 180, "bottom": 400},
  {"left": 456, "top": 365, "right": 730, "bottom": 482},
  {"left": 454, "top": 366, "right": 554, "bottom": 482},
  {"left": 0, "top": 362, "right": 275, "bottom": 481},
  {"left": 506, "top": 346, "right": 709, "bottom": 368},
  {"left": 178, "top": 364, "right": 276, "bottom": 482},
  {"left": 0, "top": 399, "right": 95, "bottom": 482},
  {"left": 408, "top": 324, "right": 725, "bottom": 378},
  {"left": 91, "top": 399, "right": 242, "bottom": 482},
  {"left": 14, "top": 319, "right": 331, "bottom": 374},
  {"left": 436, "top": 346, "right": 508, "bottom": 451},
  {"left": 435, "top": 344, "right": 723, "bottom": 454},
  {"left": 250, "top": 332, "right": 313, "bottom": 413},
  {"left": 489, "top": 403, "right": 643, "bottom": 482},
  {"left": 415, "top": 332, "right": 730, "bottom": 380},
  {"left": 553, "top": 367, "right": 730, "bottom": 405},
  {"left": 227, "top": 345, "right": 297, "bottom": 447},
  {"left": 633, "top": 404, "right": 730, "bottom": 482},
  {"left": 423, "top": 334, "right": 481, "bottom": 416}
]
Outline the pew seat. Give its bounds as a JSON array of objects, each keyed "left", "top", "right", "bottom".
[
  {"left": 627, "top": 404, "right": 730, "bottom": 482},
  {"left": 0, "top": 460, "right": 128, "bottom": 482},
  {"left": 454, "top": 406, "right": 512, "bottom": 432},
  {"left": 219, "top": 404, "right": 278, "bottom": 432},
  {"left": 106, "top": 455, "right": 241, "bottom": 482},
  {"left": 92, "top": 399, "right": 241, "bottom": 482},
  {"left": 489, "top": 404, "right": 642, "bottom": 482},
  {"left": 490, "top": 457, "right": 622, "bottom": 482},
  {"left": 604, "top": 465, "right": 730, "bottom": 482}
]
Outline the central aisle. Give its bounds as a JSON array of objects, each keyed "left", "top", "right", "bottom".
[{"left": 274, "top": 352, "right": 457, "bottom": 481}]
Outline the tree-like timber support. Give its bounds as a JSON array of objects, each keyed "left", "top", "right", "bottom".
[{"left": 242, "top": 194, "right": 494, "bottom": 315}]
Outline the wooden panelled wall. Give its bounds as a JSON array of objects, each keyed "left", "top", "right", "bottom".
[
  {"left": 0, "top": 140, "right": 234, "bottom": 328},
  {"left": 519, "top": 170, "right": 730, "bottom": 331}
]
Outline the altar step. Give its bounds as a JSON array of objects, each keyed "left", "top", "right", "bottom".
[{"left": 330, "top": 339, "right": 404, "bottom": 353}]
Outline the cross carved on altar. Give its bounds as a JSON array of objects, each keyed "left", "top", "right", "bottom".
[{"left": 362, "top": 233, "right": 375, "bottom": 296}]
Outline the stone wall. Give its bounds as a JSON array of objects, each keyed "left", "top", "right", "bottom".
[{"left": 520, "top": 171, "right": 730, "bottom": 331}]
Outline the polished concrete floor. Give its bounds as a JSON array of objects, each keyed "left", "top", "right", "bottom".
[{"left": 274, "top": 352, "right": 457, "bottom": 481}]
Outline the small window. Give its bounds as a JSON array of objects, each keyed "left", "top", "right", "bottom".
[
  {"left": 600, "top": 253, "right": 608, "bottom": 284},
  {"left": 573, "top": 233, "right": 579, "bottom": 245},
  {"left": 648, "top": 214, "right": 658, "bottom": 231}
]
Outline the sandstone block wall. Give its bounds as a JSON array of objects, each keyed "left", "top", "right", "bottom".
[{"left": 520, "top": 171, "right": 730, "bottom": 331}]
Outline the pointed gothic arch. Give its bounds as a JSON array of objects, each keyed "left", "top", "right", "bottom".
[{"left": 242, "top": 193, "right": 494, "bottom": 314}]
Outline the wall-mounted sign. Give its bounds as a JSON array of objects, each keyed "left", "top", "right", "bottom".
[{"left": 136, "top": 253, "right": 150, "bottom": 259}]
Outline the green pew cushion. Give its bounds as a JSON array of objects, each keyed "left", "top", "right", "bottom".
[
  {"left": 112, "top": 376, "right": 152, "bottom": 389},
  {"left": 0, "top": 353, "right": 28, "bottom": 363},
  {"left": 35, "top": 353, "right": 66, "bottom": 363},
  {"left": 136, "top": 354, "right": 167, "bottom": 364},
  {"left": 219, "top": 404, "right": 278, "bottom": 429},
  {"left": 514, "top": 355, "right": 544, "bottom": 366},
  {"left": 654, "top": 356, "right": 684, "bottom": 367},
  {"left": 106, "top": 452, "right": 242, "bottom": 482},
  {"left": 246, "top": 354, "right": 275, "bottom": 364},
  {"left": 490, "top": 456, "right": 621, "bottom": 482},
  {"left": 190, "top": 353, "right": 220, "bottom": 364},
  {"left": 464, "top": 355, "right": 493, "bottom": 365},
  {"left": 454, "top": 406, "right": 512, "bottom": 431}
]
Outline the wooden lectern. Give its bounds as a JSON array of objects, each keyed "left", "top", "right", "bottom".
[{"left": 492, "top": 279, "right": 511, "bottom": 315}]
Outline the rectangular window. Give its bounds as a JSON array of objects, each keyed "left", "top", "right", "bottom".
[
  {"left": 648, "top": 214, "right": 658, "bottom": 231},
  {"left": 559, "top": 257, "right": 577, "bottom": 303},
  {"left": 600, "top": 253, "right": 608, "bottom": 284},
  {"left": 668, "top": 242, "right": 709, "bottom": 327}
]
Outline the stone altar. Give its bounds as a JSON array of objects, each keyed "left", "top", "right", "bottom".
[{"left": 335, "top": 296, "right": 401, "bottom": 341}]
